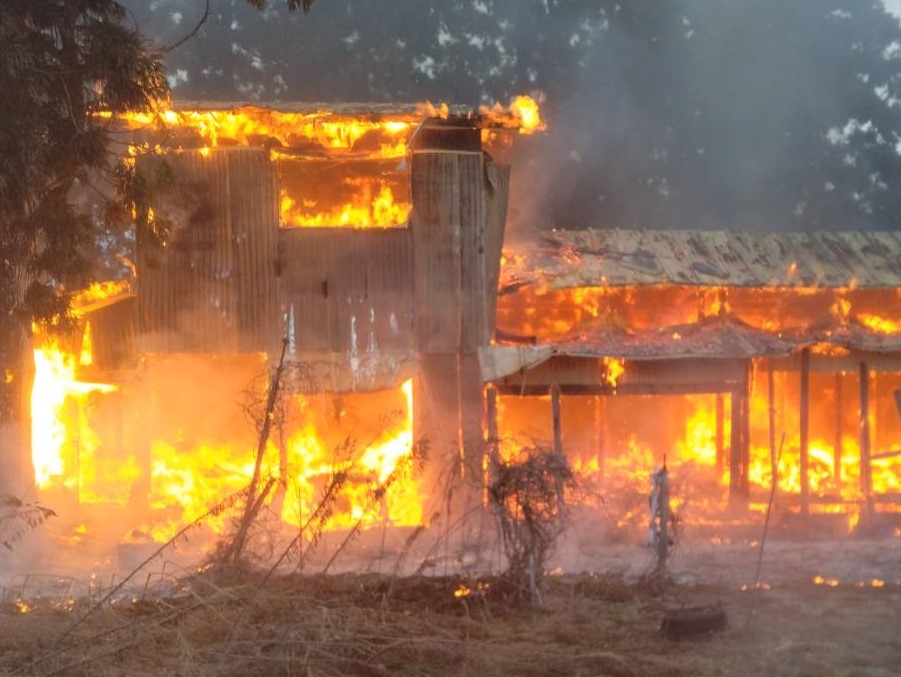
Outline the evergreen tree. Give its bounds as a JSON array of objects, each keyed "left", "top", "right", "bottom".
[{"left": 0, "top": 1, "right": 166, "bottom": 496}]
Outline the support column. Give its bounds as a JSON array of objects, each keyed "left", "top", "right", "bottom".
[
  {"left": 740, "top": 361, "right": 752, "bottom": 498},
  {"left": 799, "top": 349, "right": 810, "bottom": 517},
  {"left": 729, "top": 383, "right": 745, "bottom": 506},
  {"left": 486, "top": 385, "right": 500, "bottom": 478},
  {"left": 768, "top": 361, "right": 777, "bottom": 487},
  {"left": 859, "top": 362, "right": 873, "bottom": 520},
  {"left": 715, "top": 393, "right": 725, "bottom": 477},
  {"left": 834, "top": 372, "right": 843, "bottom": 487},
  {"left": 550, "top": 385, "right": 565, "bottom": 511}
]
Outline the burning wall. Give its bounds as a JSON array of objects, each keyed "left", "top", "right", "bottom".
[{"left": 30, "top": 100, "right": 527, "bottom": 557}]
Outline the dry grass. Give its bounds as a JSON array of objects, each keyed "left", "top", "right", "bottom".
[{"left": 1, "top": 571, "right": 899, "bottom": 677}]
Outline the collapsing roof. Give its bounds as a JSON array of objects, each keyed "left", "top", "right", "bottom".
[
  {"left": 482, "top": 316, "right": 901, "bottom": 381},
  {"left": 501, "top": 229, "right": 901, "bottom": 290}
]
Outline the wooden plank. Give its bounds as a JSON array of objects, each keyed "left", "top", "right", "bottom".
[
  {"left": 860, "top": 362, "right": 873, "bottom": 519},
  {"left": 716, "top": 393, "right": 725, "bottom": 476},
  {"left": 729, "top": 383, "right": 744, "bottom": 506},
  {"left": 494, "top": 382, "right": 736, "bottom": 397},
  {"left": 800, "top": 348, "right": 811, "bottom": 517},
  {"left": 834, "top": 373, "right": 843, "bottom": 485}
]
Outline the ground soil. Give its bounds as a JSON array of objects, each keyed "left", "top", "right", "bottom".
[{"left": 2, "top": 533, "right": 900, "bottom": 677}]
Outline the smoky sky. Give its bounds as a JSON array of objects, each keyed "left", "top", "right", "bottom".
[{"left": 122, "top": 0, "right": 901, "bottom": 234}]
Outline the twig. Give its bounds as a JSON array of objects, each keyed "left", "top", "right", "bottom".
[
  {"left": 748, "top": 432, "right": 785, "bottom": 626},
  {"left": 161, "top": 0, "right": 211, "bottom": 53},
  {"left": 227, "top": 335, "right": 289, "bottom": 563},
  {"left": 21, "top": 486, "right": 250, "bottom": 675}
]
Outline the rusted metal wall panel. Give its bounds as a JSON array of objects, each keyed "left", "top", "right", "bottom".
[
  {"left": 503, "top": 229, "right": 901, "bottom": 290},
  {"left": 278, "top": 228, "right": 413, "bottom": 354},
  {"left": 137, "top": 149, "right": 280, "bottom": 353}
]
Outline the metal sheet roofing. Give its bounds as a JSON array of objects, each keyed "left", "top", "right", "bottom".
[
  {"left": 501, "top": 229, "right": 901, "bottom": 290},
  {"left": 484, "top": 316, "right": 901, "bottom": 380}
]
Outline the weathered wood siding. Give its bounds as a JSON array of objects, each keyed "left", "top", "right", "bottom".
[{"left": 136, "top": 149, "right": 280, "bottom": 353}]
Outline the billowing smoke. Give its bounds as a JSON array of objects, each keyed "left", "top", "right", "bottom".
[{"left": 123, "top": 0, "right": 901, "bottom": 233}]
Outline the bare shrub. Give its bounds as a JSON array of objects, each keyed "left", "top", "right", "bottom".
[{"left": 488, "top": 446, "right": 572, "bottom": 604}]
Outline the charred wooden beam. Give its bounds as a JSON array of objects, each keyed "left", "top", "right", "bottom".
[
  {"left": 834, "top": 373, "right": 844, "bottom": 486},
  {"left": 715, "top": 393, "right": 725, "bottom": 477},
  {"left": 767, "top": 361, "right": 777, "bottom": 487},
  {"left": 486, "top": 385, "right": 500, "bottom": 479},
  {"left": 740, "top": 360, "right": 751, "bottom": 498},
  {"left": 493, "top": 382, "right": 736, "bottom": 397},
  {"left": 550, "top": 384, "right": 566, "bottom": 511},
  {"left": 800, "top": 348, "right": 811, "bottom": 517},
  {"left": 729, "top": 383, "right": 744, "bottom": 506},
  {"left": 859, "top": 362, "right": 873, "bottom": 519}
]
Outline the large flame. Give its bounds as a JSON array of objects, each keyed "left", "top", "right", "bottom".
[
  {"left": 32, "top": 333, "right": 420, "bottom": 544},
  {"left": 32, "top": 343, "right": 118, "bottom": 489},
  {"left": 115, "top": 97, "right": 543, "bottom": 230}
]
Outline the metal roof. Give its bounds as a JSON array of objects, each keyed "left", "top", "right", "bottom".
[
  {"left": 501, "top": 229, "right": 901, "bottom": 290},
  {"left": 554, "top": 316, "right": 901, "bottom": 361},
  {"left": 482, "top": 316, "right": 901, "bottom": 381}
]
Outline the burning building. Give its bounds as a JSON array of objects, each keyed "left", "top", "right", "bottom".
[
  {"left": 30, "top": 100, "right": 901, "bottom": 558},
  {"left": 31, "top": 100, "right": 535, "bottom": 551},
  {"left": 493, "top": 229, "right": 901, "bottom": 526}
]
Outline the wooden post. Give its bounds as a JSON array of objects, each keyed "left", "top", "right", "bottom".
[
  {"left": 834, "top": 372, "right": 843, "bottom": 487},
  {"left": 653, "top": 466, "right": 670, "bottom": 575},
  {"left": 486, "top": 385, "right": 500, "bottom": 478},
  {"left": 768, "top": 361, "right": 777, "bottom": 488},
  {"left": 729, "top": 384, "right": 744, "bottom": 506},
  {"left": 550, "top": 384, "right": 566, "bottom": 511},
  {"left": 799, "top": 348, "right": 811, "bottom": 517},
  {"left": 715, "top": 393, "right": 725, "bottom": 477},
  {"left": 741, "top": 361, "right": 752, "bottom": 498},
  {"left": 859, "top": 362, "right": 873, "bottom": 520}
]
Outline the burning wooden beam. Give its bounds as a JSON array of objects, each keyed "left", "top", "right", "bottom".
[{"left": 799, "top": 348, "right": 811, "bottom": 517}]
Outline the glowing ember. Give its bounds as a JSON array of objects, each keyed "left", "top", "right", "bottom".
[{"left": 813, "top": 575, "right": 840, "bottom": 587}]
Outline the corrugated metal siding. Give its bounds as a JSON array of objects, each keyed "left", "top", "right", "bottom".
[
  {"left": 87, "top": 296, "right": 138, "bottom": 372},
  {"left": 136, "top": 149, "right": 280, "bottom": 353},
  {"left": 278, "top": 228, "right": 413, "bottom": 354},
  {"left": 503, "top": 229, "right": 901, "bottom": 290},
  {"left": 484, "top": 162, "right": 510, "bottom": 343}
]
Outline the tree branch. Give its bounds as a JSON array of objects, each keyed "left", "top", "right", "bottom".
[{"left": 162, "top": 0, "right": 211, "bottom": 53}]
